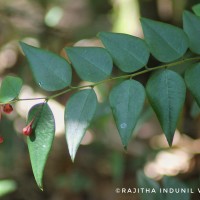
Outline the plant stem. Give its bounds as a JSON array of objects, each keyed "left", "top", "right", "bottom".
[
  {"left": 1, "top": 56, "right": 200, "bottom": 104},
  {"left": 0, "top": 97, "right": 47, "bottom": 105}
]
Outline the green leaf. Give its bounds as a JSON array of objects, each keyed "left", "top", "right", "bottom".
[
  {"left": 65, "top": 47, "right": 113, "bottom": 82},
  {"left": 27, "top": 103, "right": 55, "bottom": 190},
  {"left": 183, "top": 11, "right": 200, "bottom": 54},
  {"left": 109, "top": 80, "right": 145, "bottom": 149},
  {"left": 185, "top": 63, "right": 200, "bottom": 107},
  {"left": 136, "top": 171, "right": 161, "bottom": 200},
  {"left": 65, "top": 89, "right": 97, "bottom": 161},
  {"left": 146, "top": 69, "right": 186, "bottom": 146},
  {"left": 162, "top": 176, "right": 190, "bottom": 200},
  {"left": 192, "top": 4, "right": 200, "bottom": 16},
  {"left": 141, "top": 18, "right": 189, "bottom": 62},
  {"left": 0, "top": 76, "right": 23, "bottom": 103},
  {"left": 20, "top": 42, "right": 72, "bottom": 91},
  {"left": 98, "top": 32, "right": 150, "bottom": 73}
]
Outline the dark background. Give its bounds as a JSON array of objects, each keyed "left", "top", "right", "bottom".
[{"left": 0, "top": 0, "right": 200, "bottom": 199}]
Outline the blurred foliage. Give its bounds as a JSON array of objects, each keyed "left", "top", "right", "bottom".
[
  {"left": 0, "top": 180, "right": 17, "bottom": 198},
  {"left": 1, "top": 0, "right": 200, "bottom": 199}
]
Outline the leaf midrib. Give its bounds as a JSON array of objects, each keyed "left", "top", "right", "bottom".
[{"left": 164, "top": 70, "right": 173, "bottom": 140}]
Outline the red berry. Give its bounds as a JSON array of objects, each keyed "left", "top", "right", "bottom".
[
  {"left": 3, "top": 104, "right": 13, "bottom": 114},
  {"left": 0, "top": 136, "right": 4, "bottom": 144},
  {"left": 23, "top": 119, "right": 34, "bottom": 136},
  {"left": 23, "top": 125, "right": 32, "bottom": 136}
]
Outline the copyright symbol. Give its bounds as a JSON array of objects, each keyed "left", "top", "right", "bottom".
[{"left": 115, "top": 188, "right": 120, "bottom": 193}]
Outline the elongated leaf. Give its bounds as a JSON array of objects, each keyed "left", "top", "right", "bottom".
[
  {"left": 185, "top": 63, "right": 200, "bottom": 107},
  {"left": 141, "top": 18, "right": 188, "bottom": 62},
  {"left": 192, "top": 4, "right": 200, "bottom": 16},
  {"left": 27, "top": 103, "right": 55, "bottom": 189},
  {"left": 65, "top": 47, "right": 113, "bottom": 82},
  {"left": 136, "top": 171, "right": 161, "bottom": 200},
  {"left": 20, "top": 42, "right": 72, "bottom": 91},
  {"left": 65, "top": 89, "right": 97, "bottom": 161},
  {"left": 146, "top": 69, "right": 186, "bottom": 145},
  {"left": 162, "top": 176, "right": 190, "bottom": 200},
  {"left": 98, "top": 32, "right": 150, "bottom": 73},
  {"left": 183, "top": 11, "right": 200, "bottom": 54},
  {"left": 109, "top": 80, "right": 145, "bottom": 149},
  {"left": 0, "top": 76, "right": 23, "bottom": 103}
]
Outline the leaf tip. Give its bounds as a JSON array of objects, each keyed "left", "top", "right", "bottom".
[
  {"left": 39, "top": 186, "right": 44, "bottom": 191},
  {"left": 166, "top": 136, "right": 173, "bottom": 147},
  {"left": 70, "top": 155, "right": 75, "bottom": 163},
  {"left": 69, "top": 150, "right": 76, "bottom": 163},
  {"left": 123, "top": 145, "right": 128, "bottom": 151},
  {"left": 36, "top": 180, "right": 44, "bottom": 191}
]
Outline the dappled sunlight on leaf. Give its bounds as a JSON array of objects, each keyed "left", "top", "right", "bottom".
[{"left": 65, "top": 89, "right": 97, "bottom": 161}]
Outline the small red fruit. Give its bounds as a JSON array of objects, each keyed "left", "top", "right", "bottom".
[
  {"left": 23, "top": 119, "right": 34, "bottom": 136},
  {"left": 3, "top": 104, "right": 13, "bottom": 114},
  {"left": 0, "top": 136, "right": 4, "bottom": 144},
  {"left": 23, "top": 125, "right": 32, "bottom": 136}
]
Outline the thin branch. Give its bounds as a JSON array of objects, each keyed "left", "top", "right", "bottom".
[{"left": 1, "top": 56, "right": 199, "bottom": 104}]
